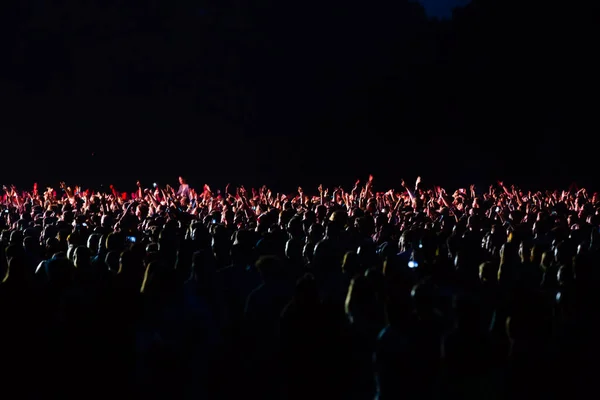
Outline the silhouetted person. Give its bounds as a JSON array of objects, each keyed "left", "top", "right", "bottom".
[{"left": 244, "top": 256, "right": 293, "bottom": 399}]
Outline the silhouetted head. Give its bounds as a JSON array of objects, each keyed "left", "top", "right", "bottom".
[
  {"left": 292, "top": 273, "right": 319, "bottom": 306},
  {"left": 255, "top": 255, "right": 284, "bottom": 283},
  {"left": 345, "top": 274, "right": 379, "bottom": 324},
  {"left": 106, "top": 232, "right": 124, "bottom": 252},
  {"left": 355, "top": 216, "right": 375, "bottom": 238},
  {"left": 555, "top": 240, "right": 575, "bottom": 266},
  {"left": 316, "top": 205, "right": 328, "bottom": 221},
  {"left": 230, "top": 243, "right": 249, "bottom": 265},
  {"left": 9, "top": 230, "right": 23, "bottom": 246},
  {"left": 3, "top": 257, "right": 28, "bottom": 284},
  {"left": 557, "top": 265, "right": 574, "bottom": 287},
  {"left": 87, "top": 233, "right": 101, "bottom": 255},
  {"left": 479, "top": 261, "right": 498, "bottom": 283},
  {"left": 287, "top": 217, "right": 304, "bottom": 239},
  {"left": 74, "top": 246, "right": 92, "bottom": 269},
  {"left": 285, "top": 238, "right": 303, "bottom": 261},
  {"left": 105, "top": 251, "right": 120, "bottom": 273},
  {"left": 191, "top": 250, "right": 217, "bottom": 279},
  {"left": 120, "top": 249, "right": 144, "bottom": 275},
  {"left": 23, "top": 236, "right": 40, "bottom": 254},
  {"left": 411, "top": 279, "right": 437, "bottom": 318},
  {"left": 5, "top": 244, "right": 25, "bottom": 264},
  {"left": 500, "top": 242, "right": 520, "bottom": 266},
  {"left": 342, "top": 251, "right": 361, "bottom": 277},
  {"left": 141, "top": 261, "right": 168, "bottom": 295},
  {"left": 45, "top": 257, "right": 74, "bottom": 287},
  {"left": 307, "top": 223, "right": 324, "bottom": 243}
]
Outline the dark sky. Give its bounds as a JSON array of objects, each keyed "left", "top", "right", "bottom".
[
  {"left": 421, "top": 0, "right": 471, "bottom": 18},
  {"left": 1, "top": 2, "right": 597, "bottom": 191}
]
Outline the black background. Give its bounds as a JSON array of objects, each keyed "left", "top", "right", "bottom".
[{"left": 1, "top": 1, "right": 597, "bottom": 192}]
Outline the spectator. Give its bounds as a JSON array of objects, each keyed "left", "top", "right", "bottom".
[{"left": 0, "top": 177, "right": 599, "bottom": 399}]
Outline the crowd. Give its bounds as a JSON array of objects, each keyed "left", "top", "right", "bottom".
[{"left": 0, "top": 176, "right": 597, "bottom": 400}]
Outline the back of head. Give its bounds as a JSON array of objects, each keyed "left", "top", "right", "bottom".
[
  {"left": 256, "top": 255, "right": 284, "bottom": 282},
  {"left": 105, "top": 251, "right": 120, "bottom": 273},
  {"left": 556, "top": 240, "right": 576, "bottom": 266},
  {"left": 479, "top": 261, "right": 498, "bottom": 283},
  {"left": 192, "top": 249, "right": 217, "bottom": 276},
  {"left": 74, "top": 246, "right": 92, "bottom": 269},
  {"left": 9, "top": 230, "right": 23, "bottom": 245},
  {"left": 67, "top": 232, "right": 82, "bottom": 248},
  {"left": 98, "top": 234, "right": 108, "bottom": 254},
  {"left": 345, "top": 274, "right": 378, "bottom": 322},
  {"left": 67, "top": 246, "right": 76, "bottom": 261},
  {"left": 557, "top": 265, "right": 574, "bottom": 287},
  {"left": 357, "top": 241, "right": 378, "bottom": 269},
  {"left": 87, "top": 233, "right": 101, "bottom": 254},
  {"left": 285, "top": 238, "right": 303, "bottom": 260},
  {"left": 308, "top": 223, "right": 324, "bottom": 242},
  {"left": 499, "top": 242, "right": 520, "bottom": 268},
  {"left": 106, "top": 232, "right": 124, "bottom": 252},
  {"left": 233, "top": 229, "right": 254, "bottom": 249},
  {"left": 120, "top": 249, "right": 144, "bottom": 275},
  {"left": 356, "top": 216, "right": 375, "bottom": 237},
  {"left": 146, "top": 242, "right": 159, "bottom": 253},
  {"left": 3, "top": 257, "right": 28, "bottom": 284},
  {"left": 325, "top": 220, "right": 343, "bottom": 238},
  {"left": 23, "top": 236, "right": 39, "bottom": 253},
  {"left": 5, "top": 244, "right": 25, "bottom": 263},
  {"left": 312, "top": 237, "right": 343, "bottom": 272},
  {"left": 293, "top": 273, "right": 319, "bottom": 306},
  {"left": 287, "top": 216, "right": 303, "bottom": 238},
  {"left": 229, "top": 243, "right": 250, "bottom": 266},
  {"left": 46, "top": 257, "right": 74, "bottom": 286},
  {"left": 411, "top": 279, "right": 437, "bottom": 318},
  {"left": 141, "top": 261, "right": 167, "bottom": 294},
  {"left": 342, "top": 251, "right": 361, "bottom": 277},
  {"left": 329, "top": 210, "right": 348, "bottom": 228}
]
